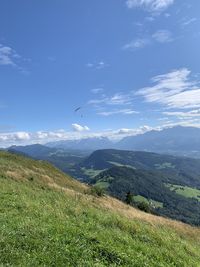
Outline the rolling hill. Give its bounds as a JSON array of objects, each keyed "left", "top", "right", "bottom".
[
  {"left": 80, "top": 149, "right": 200, "bottom": 188},
  {"left": 1, "top": 151, "right": 200, "bottom": 266},
  {"left": 93, "top": 166, "right": 200, "bottom": 225}
]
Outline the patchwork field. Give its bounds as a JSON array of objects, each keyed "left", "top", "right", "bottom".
[{"left": 167, "top": 184, "right": 200, "bottom": 202}]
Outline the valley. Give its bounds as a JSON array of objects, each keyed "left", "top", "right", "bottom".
[{"left": 8, "top": 143, "right": 200, "bottom": 226}]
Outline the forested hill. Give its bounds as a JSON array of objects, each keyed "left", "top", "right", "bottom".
[
  {"left": 93, "top": 166, "right": 200, "bottom": 225},
  {"left": 81, "top": 149, "right": 200, "bottom": 188}
]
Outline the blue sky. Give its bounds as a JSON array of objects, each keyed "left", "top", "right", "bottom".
[{"left": 1, "top": 0, "right": 200, "bottom": 146}]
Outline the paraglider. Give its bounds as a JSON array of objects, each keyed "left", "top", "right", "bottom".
[
  {"left": 74, "top": 107, "right": 81, "bottom": 112},
  {"left": 74, "top": 106, "right": 84, "bottom": 118}
]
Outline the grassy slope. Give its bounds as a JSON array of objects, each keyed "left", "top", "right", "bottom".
[{"left": 1, "top": 152, "right": 200, "bottom": 266}]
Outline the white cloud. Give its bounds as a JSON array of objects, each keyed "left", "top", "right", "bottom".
[
  {"left": 164, "top": 13, "right": 171, "bottom": 18},
  {"left": 0, "top": 132, "right": 30, "bottom": 143},
  {"left": 98, "top": 109, "right": 139, "bottom": 116},
  {"left": 182, "top": 18, "right": 197, "bottom": 27},
  {"left": 91, "top": 88, "right": 104, "bottom": 94},
  {"left": 0, "top": 124, "right": 152, "bottom": 146},
  {"left": 0, "top": 44, "right": 29, "bottom": 73},
  {"left": 152, "top": 30, "right": 173, "bottom": 43},
  {"left": 0, "top": 44, "right": 22, "bottom": 67},
  {"left": 123, "top": 29, "right": 173, "bottom": 50},
  {"left": 123, "top": 38, "right": 151, "bottom": 50},
  {"left": 117, "top": 125, "right": 151, "bottom": 134},
  {"left": 114, "top": 125, "right": 153, "bottom": 139},
  {"left": 145, "top": 16, "right": 155, "bottom": 21},
  {"left": 109, "top": 93, "right": 133, "bottom": 105},
  {"left": 72, "top": 123, "right": 90, "bottom": 132},
  {"left": 158, "top": 120, "right": 200, "bottom": 129},
  {"left": 86, "top": 63, "right": 94, "bottom": 68},
  {"left": 89, "top": 93, "right": 134, "bottom": 106},
  {"left": 136, "top": 68, "right": 200, "bottom": 109},
  {"left": 14, "top": 132, "right": 30, "bottom": 140},
  {"left": 117, "top": 128, "right": 135, "bottom": 134},
  {"left": 163, "top": 109, "right": 200, "bottom": 119},
  {"left": 86, "top": 61, "right": 108, "bottom": 70},
  {"left": 0, "top": 129, "right": 91, "bottom": 147},
  {"left": 126, "top": 0, "right": 174, "bottom": 13}
]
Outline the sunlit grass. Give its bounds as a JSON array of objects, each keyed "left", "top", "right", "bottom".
[{"left": 1, "top": 151, "right": 200, "bottom": 266}]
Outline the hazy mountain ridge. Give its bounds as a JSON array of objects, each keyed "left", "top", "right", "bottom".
[
  {"left": 8, "top": 126, "right": 200, "bottom": 159},
  {"left": 45, "top": 126, "right": 200, "bottom": 158},
  {"left": 118, "top": 126, "right": 200, "bottom": 158},
  {"left": 47, "top": 137, "right": 114, "bottom": 151}
]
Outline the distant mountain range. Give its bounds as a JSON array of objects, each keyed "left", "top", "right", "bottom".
[
  {"left": 46, "top": 126, "right": 200, "bottom": 158},
  {"left": 4, "top": 126, "right": 200, "bottom": 159},
  {"left": 47, "top": 137, "right": 113, "bottom": 151},
  {"left": 118, "top": 126, "right": 200, "bottom": 158}
]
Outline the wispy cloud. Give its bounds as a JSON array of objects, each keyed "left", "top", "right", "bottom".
[
  {"left": 98, "top": 109, "right": 139, "bottom": 116},
  {"left": 163, "top": 109, "right": 200, "bottom": 119},
  {"left": 0, "top": 43, "right": 29, "bottom": 73},
  {"left": 152, "top": 30, "right": 173, "bottom": 43},
  {"left": 126, "top": 0, "right": 174, "bottom": 13},
  {"left": 182, "top": 17, "right": 197, "bottom": 27},
  {"left": 136, "top": 68, "right": 200, "bottom": 109},
  {"left": 89, "top": 93, "right": 134, "bottom": 106},
  {"left": 123, "top": 38, "right": 151, "bottom": 50},
  {"left": 86, "top": 61, "right": 108, "bottom": 70},
  {"left": 72, "top": 123, "right": 90, "bottom": 132},
  {"left": 123, "top": 29, "right": 173, "bottom": 50},
  {"left": 91, "top": 88, "right": 104, "bottom": 94}
]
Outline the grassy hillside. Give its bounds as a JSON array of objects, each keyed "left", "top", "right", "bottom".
[{"left": 1, "top": 151, "right": 200, "bottom": 266}]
